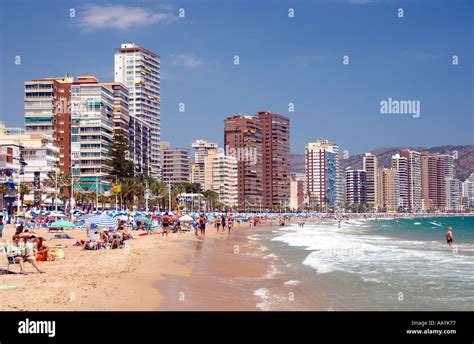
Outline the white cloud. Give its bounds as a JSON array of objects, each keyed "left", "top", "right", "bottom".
[
  {"left": 76, "top": 4, "right": 177, "bottom": 32},
  {"left": 170, "top": 53, "right": 203, "bottom": 68}
]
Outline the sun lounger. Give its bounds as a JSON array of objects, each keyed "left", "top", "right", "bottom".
[{"left": 3, "top": 246, "right": 20, "bottom": 273}]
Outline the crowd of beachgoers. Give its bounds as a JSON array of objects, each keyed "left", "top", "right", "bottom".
[{"left": 0, "top": 207, "right": 471, "bottom": 275}]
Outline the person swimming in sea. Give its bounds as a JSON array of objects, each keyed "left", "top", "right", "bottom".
[{"left": 446, "top": 227, "right": 454, "bottom": 249}]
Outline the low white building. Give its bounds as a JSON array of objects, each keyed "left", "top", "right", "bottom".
[{"left": 0, "top": 122, "right": 59, "bottom": 208}]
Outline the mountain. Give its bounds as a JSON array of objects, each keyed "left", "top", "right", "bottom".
[{"left": 291, "top": 145, "right": 474, "bottom": 181}]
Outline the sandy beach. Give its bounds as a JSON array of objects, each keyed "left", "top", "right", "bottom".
[{"left": 0, "top": 222, "right": 279, "bottom": 311}]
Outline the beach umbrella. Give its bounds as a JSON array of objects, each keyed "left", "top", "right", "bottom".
[
  {"left": 49, "top": 220, "right": 76, "bottom": 228},
  {"left": 178, "top": 215, "right": 193, "bottom": 222},
  {"left": 85, "top": 215, "right": 118, "bottom": 228}
]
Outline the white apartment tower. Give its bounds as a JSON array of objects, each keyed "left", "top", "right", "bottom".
[
  {"left": 391, "top": 153, "right": 409, "bottom": 210},
  {"left": 115, "top": 43, "right": 161, "bottom": 178},
  {"left": 192, "top": 139, "right": 218, "bottom": 186},
  {"left": 363, "top": 152, "right": 378, "bottom": 209},
  {"left": 204, "top": 150, "right": 238, "bottom": 208}
]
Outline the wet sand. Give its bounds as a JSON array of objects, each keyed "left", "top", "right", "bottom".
[{"left": 157, "top": 223, "right": 323, "bottom": 311}]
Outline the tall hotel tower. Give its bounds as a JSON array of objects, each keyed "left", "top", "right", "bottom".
[
  {"left": 363, "top": 152, "right": 378, "bottom": 209},
  {"left": 400, "top": 149, "right": 423, "bottom": 212},
  {"left": 305, "top": 140, "right": 341, "bottom": 208},
  {"left": 114, "top": 43, "right": 161, "bottom": 178}
]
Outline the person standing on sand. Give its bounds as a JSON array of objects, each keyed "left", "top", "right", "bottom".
[
  {"left": 216, "top": 216, "right": 221, "bottom": 233},
  {"left": 446, "top": 227, "right": 454, "bottom": 248}
]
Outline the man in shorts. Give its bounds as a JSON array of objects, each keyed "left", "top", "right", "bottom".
[{"left": 161, "top": 212, "right": 170, "bottom": 237}]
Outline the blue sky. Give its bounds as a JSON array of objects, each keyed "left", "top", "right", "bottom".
[{"left": 0, "top": 0, "right": 472, "bottom": 155}]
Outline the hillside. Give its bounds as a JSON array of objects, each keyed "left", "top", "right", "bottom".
[{"left": 291, "top": 145, "right": 474, "bottom": 181}]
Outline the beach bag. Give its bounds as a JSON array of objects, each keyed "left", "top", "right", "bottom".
[{"left": 48, "top": 248, "right": 65, "bottom": 261}]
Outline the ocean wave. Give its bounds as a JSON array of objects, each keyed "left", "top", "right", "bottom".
[
  {"left": 264, "top": 263, "right": 283, "bottom": 278},
  {"left": 284, "top": 279, "right": 301, "bottom": 286},
  {"left": 303, "top": 252, "right": 337, "bottom": 274},
  {"left": 264, "top": 253, "right": 278, "bottom": 260},
  {"left": 254, "top": 288, "right": 271, "bottom": 310},
  {"left": 362, "top": 277, "right": 383, "bottom": 284}
]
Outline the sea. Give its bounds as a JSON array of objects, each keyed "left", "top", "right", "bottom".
[{"left": 249, "top": 216, "right": 474, "bottom": 311}]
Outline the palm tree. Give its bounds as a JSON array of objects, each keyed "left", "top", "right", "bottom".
[
  {"left": 19, "top": 183, "right": 31, "bottom": 209},
  {"left": 202, "top": 189, "right": 219, "bottom": 211},
  {"left": 44, "top": 171, "right": 71, "bottom": 209}
]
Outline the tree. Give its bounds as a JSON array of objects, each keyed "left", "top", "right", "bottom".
[
  {"left": 178, "top": 182, "right": 203, "bottom": 194},
  {"left": 106, "top": 134, "right": 134, "bottom": 180},
  {"left": 44, "top": 171, "right": 71, "bottom": 208},
  {"left": 19, "top": 183, "right": 31, "bottom": 208},
  {"left": 202, "top": 189, "right": 219, "bottom": 211}
]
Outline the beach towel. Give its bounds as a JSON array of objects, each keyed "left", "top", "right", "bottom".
[{"left": 53, "top": 233, "right": 73, "bottom": 239}]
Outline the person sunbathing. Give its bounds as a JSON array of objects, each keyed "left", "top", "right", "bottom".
[
  {"left": 8, "top": 235, "right": 44, "bottom": 274},
  {"left": 35, "top": 237, "right": 49, "bottom": 261},
  {"left": 109, "top": 232, "right": 122, "bottom": 249}
]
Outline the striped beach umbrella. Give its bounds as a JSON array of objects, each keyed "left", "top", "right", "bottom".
[{"left": 85, "top": 215, "right": 118, "bottom": 228}]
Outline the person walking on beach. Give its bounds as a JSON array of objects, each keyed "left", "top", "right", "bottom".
[
  {"left": 446, "top": 227, "right": 454, "bottom": 248},
  {"left": 215, "top": 216, "right": 221, "bottom": 233},
  {"left": 161, "top": 212, "right": 170, "bottom": 237},
  {"left": 227, "top": 217, "right": 234, "bottom": 234},
  {"left": 221, "top": 215, "right": 227, "bottom": 232},
  {"left": 199, "top": 214, "right": 207, "bottom": 239}
]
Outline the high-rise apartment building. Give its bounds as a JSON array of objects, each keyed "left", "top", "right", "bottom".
[
  {"left": 421, "top": 153, "right": 445, "bottom": 210},
  {"left": 102, "top": 82, "right": 130, "bottom": 140},
  {"left": 378, "top": 167, "right": 399, "bottom": 212},
  {"left": 305, "top": 140, "right": 341, "bottom": 208},
  {"left": 363, "top": 152, "right": 378, "bottom": 209},
  {"left": 257, "top": 111, "right": 290, "bottom": 209},
  {"left": 204, "top": 150, "right": 238, "bottom": 208},
  {"left": 129, "top": 115, "right": 151, "bottom": 176},
  {"left": 439, "top": 154, "right": 459, "bottom": 212},
  {"left": 161, "top": 142, "right": 191, "bottom": 184},
  {"left": 345, "top": 167, "right": 367, "bottom": 204},
  {"left": 24, "top": 75, "right": 73, "bottom": 175},
  {"left": 445, "top": 178, "right": 462, "bottom": 211},
  {"left": 115, "top": 43, "right": 161, "bottom": 178},
  {"left": 224, "top": 115, "right": 262, "bottom": 210},
  {"left": 400, "top": 149, "right": 423, "bottom": 211},
  {"left": 391, "top": 153, "right": 408, "bottom": 210},
  {"left": 191, "top": 139, "right": 218, "bottom": 186},
  {"left": 70, "top": 76, "right": 113, "bottom": 193},
  {"left": 462, "top": 173, "right": 474, "bottom": 208},
  {"left": 290, "top": 174, "right": 305, "bottom": 211}
]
